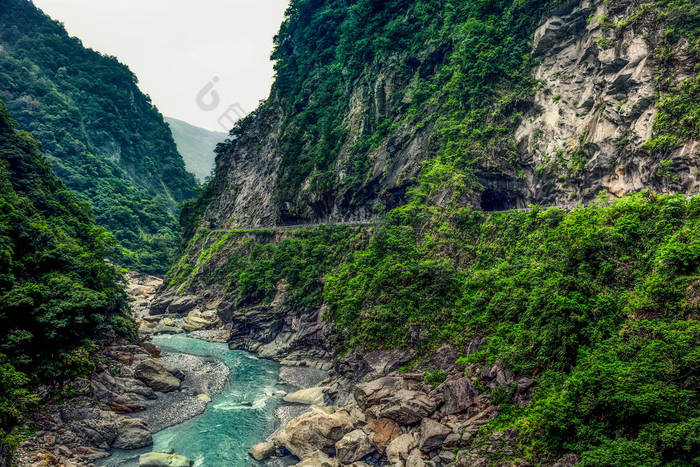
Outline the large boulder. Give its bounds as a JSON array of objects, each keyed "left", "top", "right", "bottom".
[
  {"left": 139, "top": 452, "right": 192, "bottom": 467},
  {"left": 370, "top": 389, "right": 438, "bottom": 425},
  {"left": 407, "top": 449, "right": 434, "bottom": 467},
  {"left": 418, "top": 418, "right": 451, "bottom": 452},
  {"left": 284, "top": 387, "right": 325, "bottom": 405},
  {"left": 366, "top": 418, "right": 402, "bottom": 453},
  {"left": 249, "top": 442, "right": 275, "bottom": 461},
  {"left": 386, "top": 434, "right": 417, "bottom": 465},
  {"left": 277, "top": 406, "right": 355, "bottom": 459},
  {"left": 354, "top": 377, "right": 406, "bottom": 408},
  {"left": 182, "top": 309, "right": 219, "bottom": 332},
  {"left": 112, "top": 417, "right": 152, "bottom": 449},
  {"left": 335, "top": 429, "right": 375, "bottom": 463},
  {"left": 355, "top": 377, "right": 437, "bottom": 425},
  {"left": 442, "top": 377, "right": 477, "bottom": 415},
  {"left": 167, "top": 295, "right": 199, "bottom": 314},
  {"left": 134, "top": 359, "right": 181, "bottom": 393}
]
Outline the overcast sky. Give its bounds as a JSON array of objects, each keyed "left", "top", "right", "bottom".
[{"left": 32, "top": 0, "right": 289, "bottom": 132}]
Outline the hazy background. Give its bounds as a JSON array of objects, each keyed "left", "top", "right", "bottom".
[{"left": 32, "top": 0, "right": 289, "bottom": 132}]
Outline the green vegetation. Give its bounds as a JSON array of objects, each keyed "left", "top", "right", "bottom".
[
  {"left": 177, "top": 0, "right": 699, "bottom": 464},
  {"left": 167, "top": 226, "right": 367, "bottom": 308},
  {"left": 261, "top": 0, "right": 566, "bottom": 217},
  {"left": 0, "top": 0, "right": 198, "bottom": 273},
  {"left": 323, "top": 193, "right": 698, "bottom": 464},
  {"left": 164, "top": 117, "right": 226, "bottom": 183},
  {"left": 0, "top": 100, "right": 133, "bottom": 457}
]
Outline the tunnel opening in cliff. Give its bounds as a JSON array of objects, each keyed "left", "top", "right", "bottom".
[{"left": 480, "top": 188, "right": 519, "bottom": 211}]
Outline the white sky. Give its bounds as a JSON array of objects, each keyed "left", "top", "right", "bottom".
[{"left": 32, "top": 0, "right": 289, "bottom": 132}]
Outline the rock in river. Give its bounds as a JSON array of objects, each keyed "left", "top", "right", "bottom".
[
  {"left": 249, "top": 441, "right": 276, "bottom": 461},
  {"left": 283, "top": 386, "right": 325, "bottom": 405},
  {"left": 139, "top": 452, "right": 192, "bottom": 466}
]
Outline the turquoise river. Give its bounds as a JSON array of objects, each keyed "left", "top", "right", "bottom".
[{"left": 98, "top": 334, "right": 286, "bottom": 466}]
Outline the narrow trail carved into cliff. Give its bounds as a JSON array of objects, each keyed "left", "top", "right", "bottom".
[{"left": 209, "top": 193, "right": 698, "bottom": 233}]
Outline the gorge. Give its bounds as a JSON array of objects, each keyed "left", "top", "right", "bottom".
[{"left": 0, "top": 0, "right": 698, "bottom": 466}]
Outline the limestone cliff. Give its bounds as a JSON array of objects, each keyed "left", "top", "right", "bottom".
[{"left": 517, "top": 0, "right": 699, "bottom": 203}]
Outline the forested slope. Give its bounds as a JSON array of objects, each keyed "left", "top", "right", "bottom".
[
  {"left": 168, "top": 0, "right": 699, "bottom": 464},
  {"left": 0, "top": 0, "right": 198, "bottom": 273},
  {"left": 0, "top": 100, "right": 133, "bottom": 458},
  {"left": 164, "top": 117, "right": 226, "bottom": 182}
]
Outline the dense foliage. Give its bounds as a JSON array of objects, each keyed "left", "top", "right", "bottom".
[
  {"left": 0, "top": 100, "right": 133, "bottom": 455},
  {"left": 176, "top": 0, "right": 699, "bottom": 464},
  {"left": 168, "top": 226, "right": 366, "bottom": 308},
  {"left": 323, "top": 193, "right": 699, "bottom": 464},
  {"left": 0, "top": 0, "right": 198, "bottom": 273},
  {"left": 263, "top": 0, "right": 560, "bottom": 217}
]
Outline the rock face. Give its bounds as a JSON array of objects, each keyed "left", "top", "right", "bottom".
[
  {"left": 516, "top": 0, "right": 699, "bottom": 205},
  {"left": 227, "top": 303, "right": 337, "bottom": 369}
]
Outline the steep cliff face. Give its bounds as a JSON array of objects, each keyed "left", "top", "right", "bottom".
[
  {"left": 517, "top": 0, "right": 699, "bottom": 204},
  {"left": 160, "top": 1, "right": 698, "bottom": 464},
  {"left": 189, "top": 0, "right": 697, "bottom": 234}
]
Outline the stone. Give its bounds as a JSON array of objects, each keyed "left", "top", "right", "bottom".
[
  {"left": 283, "top": 387, "right": 325, "bottom": 405},
  {"left": 196, "top": 394, "right": 211, "bottom": 403},
  {"left": 355, "top": 377, "right": 437, "bottom": 424},
  {"left": 139, "top": 452, "right": 192, "bottom": 467},
  {"left": 182, "top": 309, "right": 219, "bottom": 332},
  {"left": 167, "top": 295, "right": 199, "bottom": 314},
  {"left": 141, "top": 342, "right": 161, "bottom": 358},
  {"left": 279, "top": 406, "right": 355, "bottom": 459},
  {"left": 386, "top": 434, "right": 416, "bottom": 465},
  {"left": 249, "top": 442, "right": 275, "bottom": 461},
  {"left": 407, "top": 449, "right": 432, "bottom": 467},
  {"left": 112, "top": 417, "right": 152, "bottom": 449},
  {"left": 354, "top": 377, "right": 406, "bottom": 408},
  {"left": 553, "top": 453, "right": 581, "bottom": 467},
  {"left": 437, "top": 449, "right": 455, "bottom": 464},
  {"left": 442, "top": 377, "right": 477, "bottom": 415},
  {"left": 153, "top": 324, "right": 182, "bottom": 335},
  {"left": 294, "top": 450, "right": 340, "bottom": 467},
  {"left": 134, "top": 359, "right": 181, "bottom": 392},
  {"left": 415, "top": 344, "right": 458, "bottom": 373},
  {"left": 366, "top": 417, "right": 402, "bottom": 453},
  {"left": 371, "top": 389, "right": 438, "bottom": 425},
  {"left": 335, "top": 429, "right": 375, "bottom": 463},
  {"left": 419, "top": 418, "right": 451, "bottom": 452}
]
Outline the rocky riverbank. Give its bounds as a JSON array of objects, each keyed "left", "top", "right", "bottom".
[{"left": 13, "top": 274, "right": 229, "bottom": 467}]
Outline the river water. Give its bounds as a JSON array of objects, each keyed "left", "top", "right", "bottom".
[{"left": 98, "top": 334, "right": 287, "bottom": 466}]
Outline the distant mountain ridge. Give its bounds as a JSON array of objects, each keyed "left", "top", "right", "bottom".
[
  {"left": 165, "top": 117, "right": 227, "bottom": 182},
  {"left": 0, "top": 0, "right": 198, "bottom": 273}
]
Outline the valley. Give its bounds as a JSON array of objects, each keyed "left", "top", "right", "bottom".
[{"left": 0, "top": 0, "right": 698, "bottom": 466}]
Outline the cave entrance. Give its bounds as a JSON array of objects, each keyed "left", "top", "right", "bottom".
[{"left": 480, "top": 189, "right": 518, "bottom": 211}]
